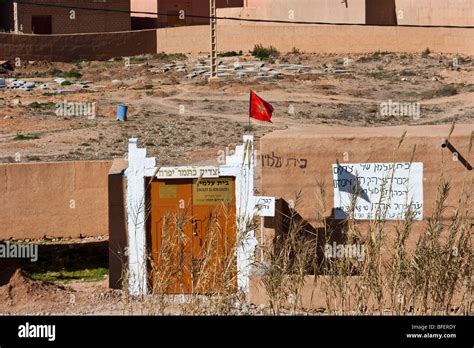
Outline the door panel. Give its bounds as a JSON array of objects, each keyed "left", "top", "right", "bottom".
[
  {"left": 191, "top": 177, "right": 236, "bottom": 293},
  {"left": 149, "top": 179, "right": 193, "bottom": 294}
]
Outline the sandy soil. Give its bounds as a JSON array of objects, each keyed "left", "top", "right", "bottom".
[{"left": 1, "top": 51, "right": 472, "bottom": 165}]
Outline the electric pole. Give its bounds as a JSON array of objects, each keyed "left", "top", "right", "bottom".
[{"left": 209, "top": 0, "right": 218, "bottom": 80}]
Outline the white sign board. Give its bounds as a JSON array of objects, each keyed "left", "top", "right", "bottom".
[
  {"left": 156, "top": 166, "right": 219, "bottom": 179},
  {"left": 254, "top": 196, "right": 275, "bottom": 217},
  {"left": 332, "top": 162, "right": 423, "bottom": 220}
]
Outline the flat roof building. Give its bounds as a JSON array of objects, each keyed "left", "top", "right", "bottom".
[{"left": 0, "top": 0, "right": 131, "bottom": 34}]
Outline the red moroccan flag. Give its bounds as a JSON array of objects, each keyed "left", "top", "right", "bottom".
[{"left": 249, "top": 90, "right": 274, "bottom": 123}]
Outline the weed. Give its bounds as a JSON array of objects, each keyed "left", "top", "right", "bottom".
[
  {"left": 31, "top": 268, "right": 108, "bottom": 284},
  {"left": 13, "top": 133, "right": 40, "bottom": 141},
  {"left": 219, "top": 51, "right": 243, "bottom": 57},
  {"left": 62, "top": 70, "right": 82, "bottom": 79},
  {"left": 29, "top": 101, "right": 55, "bottom": 109},
  {"left": 252, "top": 44, "right": 280, "bottom": 60}
]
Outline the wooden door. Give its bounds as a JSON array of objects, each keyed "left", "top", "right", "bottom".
[
  {"left": 149, "top": 179, "right": 194, "bottom": 294},
  {"left": 31, "top": 15, "right": 52, "bottom": 34},
  {"left": 148, "top": 177, "right": 236, "bottom": 294},
  {"left": 191, "top": 177, "right": 236, "bottom": 293}
]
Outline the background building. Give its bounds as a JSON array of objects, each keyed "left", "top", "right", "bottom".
[
  {"left": 131, "top": 0, "right": 244, "bottom": 29},
  {"left": 0, "top": 0, "right": 131, "bottom": 34},
  {"left": 221, "top": 0, "right": 474, "bottom": 26}
]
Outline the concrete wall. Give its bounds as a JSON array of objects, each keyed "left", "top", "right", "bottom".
[
  {"left": 0, "top": 161, "right": 112, "bottom": 240},
  {"left": 1, "top": 21, "right": 472, "bottom": 62},
  {"left": 0, "top": 29, "right": 157, "bottom": 62},
  {"left": 236, "top": 0, "right": 474, "bottom": 26},
  {"left": 16, "top": 0, "right": 131, "bottom": 34},
  {"left": 259, "top": 124, "right": 473, "bottom": 252},
  {"left": 396, "top": 0, "right": 474, "bottom": 26},
  {"left": 249, "top": 275, "right": 469, "bottom": 310},
  {"left": 156, "top": 23, "right": 474, "bottom": 55}
]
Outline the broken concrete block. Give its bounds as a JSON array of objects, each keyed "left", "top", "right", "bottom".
[
  {"left": 16, "top": 85, "right": 33, "bottom": 91},
  {"left": 332, "top": 68, "right": 352, "bottom": 74},
  {"left": 54, "top": 77, "right": 67, "bottom": 85},
  {"left": 268, "top": 71, "right": 283, "bottom": 77},
  {"left": 51, "top": 90, "right": 74, "bottom": 95},
  {"left": 72, "top": 83, "right": 88, "bottom": 89},
  {"left": 11, "top": 80, "right": 24, "bottom": 86}
]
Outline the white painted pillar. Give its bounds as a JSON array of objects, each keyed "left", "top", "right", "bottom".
[
  {"left": 13, "top": 2, "right": 19, "bottom": 34},
  {"left": 226, "top": 135, "right": 258, "bottom": 293},
  {"left": 125, "top": 138, "right": 155, "bottom": 295}
]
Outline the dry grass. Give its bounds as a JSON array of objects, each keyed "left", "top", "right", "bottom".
[{"left": 119, "top": 131, "right": 471, "bottom": 316}]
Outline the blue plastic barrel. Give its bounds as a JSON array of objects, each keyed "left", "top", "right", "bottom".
[{"left": 116, "top": 104, "right": 128, "bottom": 121}]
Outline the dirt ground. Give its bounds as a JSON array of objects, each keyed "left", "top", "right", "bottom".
[
  {"left": 1, "top": 51, "right": 473, "bottom": 165},
  {"left": 0, "top": 51, "right": 472, "bottom": 315}
]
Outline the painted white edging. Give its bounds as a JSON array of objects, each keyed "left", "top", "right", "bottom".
[
  {"left": 125, "top": 135, "right": 258, "bottom": 296},
  {"left": 125, "top": 138, "right": 156, "bottom": 295}
]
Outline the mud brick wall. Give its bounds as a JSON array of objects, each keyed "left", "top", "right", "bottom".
[
  {"left": 259, "top": 124, "right": 474, "bottom": 252},
  {"left": 16, "top": 0, "right": 130, "bottom": 34},
  {"left": 0, "top": 29, "right": 157, "bottom": 62},
  {"left": 156, "top": 23, "right": 474, "bottom": 55}
]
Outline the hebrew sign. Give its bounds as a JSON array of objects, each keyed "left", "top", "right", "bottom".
[
  {"left": 332, "top": 162, "right": 423, "bottom": 220},
  {"left": 254, "top": 196, "right": 276, "bottom": 217},
  {"left": 261, "top": 152, "right": 308, "bottom": 169},
  {"left": 156, "top": 166, "right": 219, "bottom": 179},
  {"left": 193, "top": 178, "right": 234, "bottom": 206}
]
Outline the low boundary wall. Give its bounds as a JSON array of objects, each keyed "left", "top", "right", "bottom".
[
  {"left": 0, "top": 160, "right": 112, "bottom": 240},
  {"left": 157, "top": 23, "right": 474, "bottom": 56},
  {"left": 0, "top": 29, "right": 157, "bottom": 62},
  {"left": 0, "top": 23, "right": 472, "bottom": 62}
]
